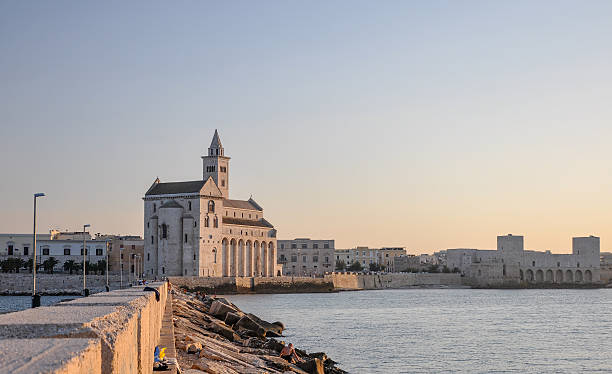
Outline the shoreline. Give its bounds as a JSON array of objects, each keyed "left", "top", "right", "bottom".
[{"left": 171, "top": 288, "right": 347, "bottom": 374}]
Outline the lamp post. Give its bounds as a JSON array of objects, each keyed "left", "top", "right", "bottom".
[
  {"left": 105, "top": 241, "right": 109, "bottom": 292},
  {"left": 134, "top": 254, "right": 142, "bottom": 283},
  {"left": 119, "top": 245, "right": 123, "bottom": 289},
  {"left": 31, "top": 192, "right": 45, "bottom": 308},
  {"left": 127, "top": 253, "right": 131, "bottom": 285},
  {"left": 82, "top": 224, "right": 90, "bottom": 296}
]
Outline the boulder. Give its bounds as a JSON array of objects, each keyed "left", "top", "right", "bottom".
[
  {"left": 187, "top": 342, "right": 203, "bottom": 353},
  {"left": 263, "top": 338, "right": 285, "bottom": 353},
  {"left": 224, "top": 311, "right": 243, "bottom": 326},
  {"left": 235, "top": 313, "right": 283, "bottom": 337},
  {"left": 209, "top": 320, "right": 239, "bottom": 342},
  {"left": 296, "top": 358, "right": 325, "bottom": 374},
  {"left": 209, "top": 299, "right": 240, "bottom": 320},
  {"left": 309, "top": 352, "right": 327, "bottom": 362}
]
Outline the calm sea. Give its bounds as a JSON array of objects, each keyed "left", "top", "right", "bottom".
[
  {"left": 0, "top": 295, "right": 77, "bottom": 314},
  {"left": 226, "top": 289, "right": 612, "bottom": 373}
]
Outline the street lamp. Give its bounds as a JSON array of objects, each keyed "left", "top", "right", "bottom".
[
  {"left": 82, "top": 224, "right": 90, "bottom": 296},
  {"left": 32, "top": 192, "right": 45, "bottom": 308},
  {"left": 134, "top": 254, "right": 142, "bottom": 282},
  {"left": 119, "top": 245, "right": 123, "bottom": 289},
  {"left": 105, "top": 241, "right": 109, "bottom": 292}
]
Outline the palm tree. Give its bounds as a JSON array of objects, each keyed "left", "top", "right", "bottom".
[
  {"left": 96, "top": 260, "right": 107, "bottom": 275},
  {"left": 63, "top": 260, "right": 77, "bottom": 274},
  {"left": 43, "top": 257, "right": 59, "bottom": 274}
]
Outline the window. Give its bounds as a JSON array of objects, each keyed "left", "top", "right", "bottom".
[
  {"left": 162, "top": 267, "right": 165, "bottom": 274},
  {"left": 131, "top": 245, "right": 135, "bottom": 250},
  {"left": 291, "top": 244, "right": 297, "bottom": 249},
  {"left": 80, "top": 248, "right": 88, "bottom": 255},
  {"left": 241, "top": 213, "right": 244, "bottom": 218},
  {"left": 557, "top": 262, "right": 560, "bottom": 267},
  {"left": 213, "top": 249, "right": 217, "bottom": 263},
  {"left": 313, "top": 244, "right": 318, "bottom": 249},
  {"left": 208, "top": 200, "right": 215, "bottom": 213},
  {"left": 147, "top": 222, "right": 149, "bottom": 228},
  {"left": 302, "top": 255, "right": 307, "bottom": 262},
  {"left": 188, "top": 201, "right": 192, "bottom": 211},
  {"left": 194, "top": 221, "right": 197, "bottom": 227},
  {"left": 153, "top": 203, "right": 156, "bottom": 213},
  {"left": 64, "top": 248, "right": 71, "bottom": 255},
  {"left": 221, "top": 179, "right": 225, "bottom": 187},
  {"left": 205, "top": 216, "right": 209, "bottom": 227},
  {"left": 291, "top": 255, "right": 297, "bottom": 262},
  {"left": 280, "top": 244, "right": 284, "bottom": 249},
  {"left": 193, "top": 253, "right": 196, "bottom": 260},
  {"left": 8, "top": 245, "right": 13, "bottom": 256},
  {"left": 96, "top": 248, "right": 103, "bottom": 256},
  {"left": 185, "top": 234, "right": 188, "bottom": 243},
  {"left": 325, "top": 256, "right": 329, "bottom": 263},
  {"left": 213, "top": 216, "right": 218, "bottom": 228},
  {"left": 23, "top": 247, "right": 28, "bottom": 256},
  {"left": 162, "top": 224, "right": 168, "bottom": 239},
  {"left": 313, "top": 256, "right": 318, "bottom": 263},
  {"left": 233, "top": 212, "right": 236, "bottom": 217},
  {"left": 577, "top": 262, "right": 580, "bottom": 268},
  {"left": 302, "top": 244, "right": 307, "bottom": 249},
  {"left": 147, "top": 253, "right": 150, "bottom": 261},
  {"left": 324, "top": 243, "right": 329, "bottom": 249},
  {"left": 532, "top": 261, "right": 535, "bottom": 267},
  {"left": 43, "top": 248, "right": 49, "bottom": 255},
  {"left": 151, "top": 236, "right": 154, "bottom": 244}
]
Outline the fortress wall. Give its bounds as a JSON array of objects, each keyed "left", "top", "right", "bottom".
[{"left": 0, "top": 282, "right": 168, "bottom": 374}]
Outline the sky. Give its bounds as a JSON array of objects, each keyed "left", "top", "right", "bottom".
[{"left": 1, "top": 1, "right": 611, "bottom": 254}]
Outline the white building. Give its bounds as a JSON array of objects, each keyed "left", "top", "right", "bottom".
[
  {"left": 447, "top": 234, "right": 601, "bottom": 286},
  {"left": 277, "top": 238, "right": 335, "bottom": 276},
  {"left": 143, "top": 130, "right": 280, "bottom": 278}
]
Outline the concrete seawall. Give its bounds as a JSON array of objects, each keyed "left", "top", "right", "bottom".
[
  {"left": 171, "top": 273, "right": 464, "bottom": 293},
  {"left": 0, "top": 273, "right": 124, "bottom": 295},
  {"left": 0, "top": 282, "right": 168, "bottom": 373}
]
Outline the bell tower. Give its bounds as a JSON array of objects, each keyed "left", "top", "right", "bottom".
[{"left": 202, "top": 129, "right": 230, "bottom": 198}]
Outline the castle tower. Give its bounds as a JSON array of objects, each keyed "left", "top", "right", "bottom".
[{"left": 202, "top": 129, "right": 230, "bottom": 197}]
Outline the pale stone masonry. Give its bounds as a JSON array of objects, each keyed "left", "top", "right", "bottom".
[
  {"left": 277, "top": 238, "right": 335, "bottom": 276},
  {"left": 447, "top": 234, "right": 601, "bottom": 286},
  {"left": 143, "top": 130, "right": 279, "bottom": 278}
]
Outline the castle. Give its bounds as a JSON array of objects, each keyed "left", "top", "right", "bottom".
[{"left": 143, "top": 130, "right": 279, "bottom": 277}]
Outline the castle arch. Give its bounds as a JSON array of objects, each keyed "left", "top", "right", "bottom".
[
  {"left": 585, "top": 270, "right": 592, "bottom": 282},
  {"left": 565, "top": 269, "right": 574, "bottom": 283},
  {"left": 230, "top": 239, "right": 237, "bottom": 277},
  {"left": 545, "top": 269, "right": 553, "bottom": 283},
  {"left": 526, "top": 269, "right": 534, "bottom": 282},
  {"left": 535, "top": 269, "right": 544, "bottom": 283},
  {"left": 221, "top": 238, "right": 229, "bottom": 277},
  {"left": 575, "top": 270, "right": 583, "bottom": 283},
  {"left": 555, "top": 269, "right": 563, "bottom": 283}
]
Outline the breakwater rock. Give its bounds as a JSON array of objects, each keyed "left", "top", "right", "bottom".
[{"left": 172, "top": 290, "right": 346, "bottom": 374}]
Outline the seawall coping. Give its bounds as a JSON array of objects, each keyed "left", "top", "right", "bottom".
[{"left": 0, "top": 338, "right": 101, "bottom": 374}]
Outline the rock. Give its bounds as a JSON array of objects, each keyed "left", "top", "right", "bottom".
[
  {"left": 309, "top": 352, "right": 327, "bottom": 362},
  {"left": 209, "top": 299, "right": 240, "bottom": 320},
  {"left": 235, "top": 313, "right": 283, "bottom": 337},
  {"left": 296, "top": 358, "right": 325, "bottom": 374},
  {"left": 263, "top": 338, "right": 285, "bottom": 353},
  {"left": 272, "top": 321, "right": 285, "bottom": 330},
  {"left": 224, "top": 311, "right": 242, "bottom": 326},
  {"left": 192, "top": 361, "right": 240, "bottom": 374},
  {"left": 187, "top": 342, "right": 203, "bottom": 353},
  {"left": 183, "top": 370, "right": 206, "bottom": 374},
  {"left": 244, "top": 337, "right": 265, "bottom": 348},
  {"left": 209, "top": 320, "right": 239, "bottom": 341}
]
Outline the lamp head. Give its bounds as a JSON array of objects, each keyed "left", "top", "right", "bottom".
[
  {"left": 84, "top": 224, "right": 91, "bottom": 228},
  {"left": 34, "top": 193, "right": 45, "bottom": 198}
]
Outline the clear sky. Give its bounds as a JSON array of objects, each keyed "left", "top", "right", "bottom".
[{"left": 1, "top": 1, "right": 611, "bottom": 254}]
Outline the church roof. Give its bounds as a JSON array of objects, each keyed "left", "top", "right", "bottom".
[
  {"left": 223, "top": 199, "right": 263, "bottom": 211},
  {"left": 160, "top": 200, "right": 183, "bottom": 209},
  {"left": 145, "top": 180, "right": 206, "bottom": 196},
  {"left": 210, "top": 129, "right": 223, "bottom": 149},
  {"left": 222, "top": 217, "right": 274, "bottom": 228}
]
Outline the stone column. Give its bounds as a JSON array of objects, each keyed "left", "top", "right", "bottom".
[
  {"left": 262, "top": 244, "right": 268, "bottom": 278},
  {"left": 238, "top": 241, "right": 245, "bottom": 277}
]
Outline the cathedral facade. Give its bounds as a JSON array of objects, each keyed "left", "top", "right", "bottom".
[{"left": 143, "top": 130, "right": 279, "bottom": 277}]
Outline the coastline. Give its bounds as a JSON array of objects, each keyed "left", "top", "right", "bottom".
[{"left": 171, "top": 287, "right": 346, "bottom": 374}]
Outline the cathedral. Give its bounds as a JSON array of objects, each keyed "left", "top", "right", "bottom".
[{"left": 143, "top": 130, "right": 279, "bottom": 277}]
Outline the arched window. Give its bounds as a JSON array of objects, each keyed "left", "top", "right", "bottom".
[
  {"left": 204, "top": 216, "right": 209, "bottom": 227},
  {"left": 153, "top": 203, "right": 156, "bottom": 213},
  {"left": 213, "top": 216, "right": 218, "bottom": 228},
  {"left": 213, "top": 248, "right": 217, "bottom": 263},
  {"left": 188, "top": 201, "right": 192, "bottom": 211},
  {"left": 208, "top": 200, "right": 215, "bottom": 213},
  {"left": 162, "top": 224, "right": 168, "bottom": 239}
]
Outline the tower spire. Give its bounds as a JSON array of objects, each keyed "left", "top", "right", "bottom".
[
  {"left": 202, "top": 129, "right": 230, "bottom": 197},
  {"left": 209, "top": 129, "right": 223, "bottom": 155}
]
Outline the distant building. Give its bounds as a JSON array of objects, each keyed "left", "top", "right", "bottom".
[
  {"left": 335, "top": 246, "right": 406, "bottom": 271},
  {"left": 0, "top": 233, "right": 51, "bottom": 257},
  {"left": 393, "top": 254, "right": 421, "bottom": 272},
  {"left": 601, "top": 252, "right": 612, "bottom": 284},
  {"left": 447, "top": 234, "right": 601, "bottom": 286},
  {"left": 277, "top": 238, "right": 335, "bottom": 276},
  {"left": 143, "top": 130, "right": 279, "bottom": 278},
  {"left": 97, "top": 235, "right": 144, "bottom": 275}
]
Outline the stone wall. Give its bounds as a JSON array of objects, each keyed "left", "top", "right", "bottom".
[
  {"left": 169, "top": 273, "right": 463, "bottom": 293},
  {"left": 0, "top": 282, "right": 168, "bottom": 374},
  {"left": 0, "top": 273, "right": 125, "bottom": 295}
]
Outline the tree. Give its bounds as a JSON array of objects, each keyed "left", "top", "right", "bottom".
[
  {"left": 369, "top": 263, "right": 385, "bottom": 272},
  {"left": 426, "top": 264, "right": 440, "bottom": 273},
  {"left": 96, "top": 260, "right": 107, "bottom": 275},
  {"left": 43, "top": 257, "right": 59, "bottom": 274},
  {"left": 347, "top": 261, "right": 363, "bottom": 272},
  {"left": 442, "top": 265, "right": 451, "bottom": 273},
  {"left": 0, "top": 258, "right": 24, "bottom": 273},
  {"left": 63, "top": 260, "right": 77, "bottom": 274},
  {"left": 24, "top": 258, "right": 33, "bottom": 273},
  {"left": 335, "top": 260, "right": 346, "bottom": 271}
]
